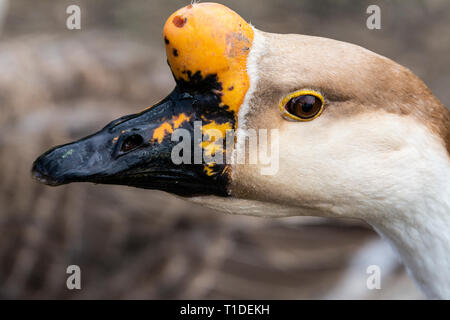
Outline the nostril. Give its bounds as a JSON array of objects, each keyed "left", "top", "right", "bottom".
[{"left": 120, "top": 134, "right": 144, "bottom": 153}]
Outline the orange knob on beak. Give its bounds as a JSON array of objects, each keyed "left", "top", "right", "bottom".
[{"left": 163, "top": 2, "right": 254, "bottom": 116}]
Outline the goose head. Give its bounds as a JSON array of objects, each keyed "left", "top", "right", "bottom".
[{"left": 32, "top": 3, "right": 450, "bottom": 298}]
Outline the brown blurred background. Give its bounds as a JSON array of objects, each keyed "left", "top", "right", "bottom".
[{"left": 1, "top": 0, "right": 449, "bottom": 299}]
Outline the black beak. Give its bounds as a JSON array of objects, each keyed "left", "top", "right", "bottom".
[{"left": 31, "top": 88, "right": 234, "bottom": 197}]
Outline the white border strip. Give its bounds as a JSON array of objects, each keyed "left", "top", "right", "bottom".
[{"left": 235, "top": 27, "right": 266, "bottom": 156}]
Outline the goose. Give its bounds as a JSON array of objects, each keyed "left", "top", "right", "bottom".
[{"left": 31, "top": 2, "right": 450, "bottom": 299}]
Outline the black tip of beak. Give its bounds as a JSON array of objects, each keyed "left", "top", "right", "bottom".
[{"left": 31, "top": 156, "right": 64, "bottom": 186}]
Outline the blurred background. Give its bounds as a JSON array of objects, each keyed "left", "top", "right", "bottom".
[{"left": 1, "top": 0, "right": 449, "bottom": 299}]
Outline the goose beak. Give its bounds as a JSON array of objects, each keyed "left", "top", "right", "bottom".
[
  {"left": 31, "top": 89, "right": 230, "bottom": 196},
  {"left": 32, "top": 3, "right": 254, "bottom": 197}
]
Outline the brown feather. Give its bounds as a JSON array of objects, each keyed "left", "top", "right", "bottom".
[{"left": 256, "top": 32, "right": 450, "bottom": 157}]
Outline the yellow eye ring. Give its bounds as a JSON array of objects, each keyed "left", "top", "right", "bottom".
[{"left": 279, "top": 89, "right": 325, "bottom": 121}]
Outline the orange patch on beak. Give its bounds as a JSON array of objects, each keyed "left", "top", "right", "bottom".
[
  {"left": 152, "top": 113, "right": 191, "bottom": 143},
  {"left": 163, "top": 2, "right": 254, "bottom": 115},
  {"left": 201, "top": 121, "right": 233, "bottom": 174},
  {"left": 173, "top": 113, "right": 190, "bottom": 129},
  {"left": 152, "top": 122, "right": 173, "bottom": 143},
  {"left": 204, "top": 164, "right": 216, "bottom": 176}
]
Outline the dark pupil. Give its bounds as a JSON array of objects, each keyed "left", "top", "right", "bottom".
[
  {"left": 286, "top": 95, "right": 321, "bottom": 118},
  {"left": 121, "top": 134, "right": 143, "bottom": 152}
]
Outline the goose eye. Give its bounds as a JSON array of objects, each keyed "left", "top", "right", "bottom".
[
  {"left": 120, "top": 134, "right": 143, "bottom": 153},
  {"left": 280, "top": 90, "right": 324, "bottom": 121}
]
